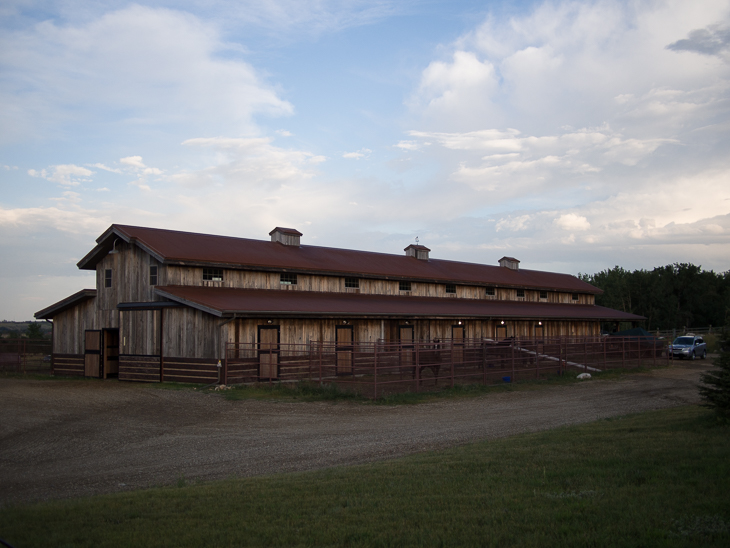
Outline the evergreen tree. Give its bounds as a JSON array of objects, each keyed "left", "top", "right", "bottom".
[
  {"left": 699, "top": 331, "right": 730, "bottom": 421},
  {"left": 25, "top": 323, "right": 44, "bottom": 339}
]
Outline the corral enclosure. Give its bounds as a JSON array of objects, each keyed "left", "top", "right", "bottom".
[
  {"left": 0, "top": 339, "right": 52, "bottom": 373},
  {"left": 225, "top": 335, "right": 671, "bottom": 398}
]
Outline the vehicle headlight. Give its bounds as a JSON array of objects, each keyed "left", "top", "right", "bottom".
[{"left": 682, "top": 348, "right": 690, "bottom": 353}]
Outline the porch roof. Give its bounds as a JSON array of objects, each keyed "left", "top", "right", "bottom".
[
  {"left": 152, "top": 285, "right": 644, "bottom": 321},
  {"left": 35, "top": 289, "right": 96, "bottom": 319}
]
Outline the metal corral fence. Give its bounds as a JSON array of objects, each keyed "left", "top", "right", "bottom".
[
  {"left": 653, "top": 326, "right": 726, "bottom": 339},
  {"left": 0, "top": 339, "right": 52, "bottom": 373},
  {"left": 225, "top": 336, "right": 671, "bottom": 398}
]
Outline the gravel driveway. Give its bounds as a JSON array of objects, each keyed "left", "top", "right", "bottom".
[{"left": 0, "top": 362, "right": 711, "bottom": 506}]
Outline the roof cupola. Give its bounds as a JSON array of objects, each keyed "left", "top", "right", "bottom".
[
  {"left": 498, "top": 256, "right": 520, "bottom": 270},
  {"left": 405, "top": 244, "right": 430, "bottom": 260},
  {"left": 270, "top": 227, "right": 302, "bottom": 247}
]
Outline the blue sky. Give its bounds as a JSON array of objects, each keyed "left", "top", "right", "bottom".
[{"left": 1, "top": 0, "right": 729, "bottom": 320}]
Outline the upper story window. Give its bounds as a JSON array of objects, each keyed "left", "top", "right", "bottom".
[
  {"left": 281, "top": 273, "right": 297, "bottom": 285},
  {"left": 516, "top": 289, "right": 525, "bottom": 298},
  {"left": 572, "top": 293, "right": 579, "bottom": 301},
  {"left": 540, "top": 290, "right": 548, "bottom": 300},
  {"left": 485, "top": 287, "right": 495, "bottom": 297},
  {"left": 149, "top": 265, "right": 158, "bottom": 286},
  {"left": 104, "top": 269, "right": 112, "bottom": 288},
  {"left": 445, "top": 284, "right": 456, "bottom": 294},
  {"left": 345, "top": 277, "right": 359, "bottom": 289},
  {"left": 203, "top": 268, "right": 223, "bottom": 282},
  {"left": 399, "top": 281, "right": 411, "bottom": 292}
]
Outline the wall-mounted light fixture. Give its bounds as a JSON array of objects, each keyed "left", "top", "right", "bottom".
[
  {"left": 538, "top": 321, "right": 542, "bottom": 326},
  {"left": 500, "top": 320, "right": 505, "bottom": 325},
  {"left": 342, "top": 320, "right": 348, "bottom": 325},
  {"left": 267, "top": 319, "right": 272, "bottom": 324},
  {"left": 108, "top": 238, "right": 120, "bottom": 255},
  {"left": 458, "top": 320, "right": 462, "bottom": 325}
]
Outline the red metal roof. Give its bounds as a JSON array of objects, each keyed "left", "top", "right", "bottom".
[
  {"left": 79, "top": 224, "right": 602, "bottom": 294},
  {"left": 153, "top": 285, "right": 643, "bottom": 321}
]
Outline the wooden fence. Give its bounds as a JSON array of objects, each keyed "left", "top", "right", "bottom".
[{"left": 225, "top": 336, "right": 671, "bottom": 398}]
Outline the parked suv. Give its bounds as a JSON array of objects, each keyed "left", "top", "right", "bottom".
[{"left": 669, "top": 334, "right": 707, "bottom": 360}]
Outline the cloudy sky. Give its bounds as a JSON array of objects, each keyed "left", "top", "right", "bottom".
[{"left": 1, "top": 0, "right": 729, "bottom": 320}]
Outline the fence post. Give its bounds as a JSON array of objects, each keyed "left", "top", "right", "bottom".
[
  {"left": 318, "top": 341, "right": 323, "bottom": 387},
  {"left": 450, "top": 339, "right": 454, "bottom": 388},
  {"left": 373, "top": 342, "right": 378, "bottom": 399},
  {"left": 482, "top": 341, "right": 487, "bottom": 386},
  {"left": 511, "top": 340, "right": 515, "bottom": 383},
  {"left": 415, "top": 341, "right": 420, "bottom": 393},
  {"left": 223, "top": 343, "right": 228, "bottom": 385}
]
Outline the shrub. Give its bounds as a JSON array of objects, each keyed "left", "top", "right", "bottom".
[{"left": 699, "top": 331, "right": 730, "bottom": 420}]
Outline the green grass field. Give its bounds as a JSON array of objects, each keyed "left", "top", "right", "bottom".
[{"left": 1, "top": 405, "right": 728, "bottom": 547}]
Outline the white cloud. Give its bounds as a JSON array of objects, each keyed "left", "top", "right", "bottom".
[
  {"left": 554, "top": 213, "right": 591, "bottom": 231},
  {"left": 28, "top": 164, "right": 94, "bottom": 187},
  {"left": 178, "top": 136, "right": 326, "bottom": 187},
  {"left": 343, "top": 148, "right": 372, "bottom": 159},
  {"left": 89, "top": 163, "right": 122, "bottom": 173},
  {"left": 120, "top": 156, "right": 147, "bottom": 169},
  {"left": 0, "top": 5, "right": 294, "bottom": 144},
  {"left": 496, "top": 215, "right": 532, "bottom": 232}
]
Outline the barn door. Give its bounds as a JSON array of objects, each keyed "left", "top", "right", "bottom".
[
  {"left": 103, "top": 329, "right": 120, "bottom": 378},
  {"left": 496, "top": 325, "right": 507, "bottom": 340},
  {"left": 534, "top": 324, "right": 544, "bottom": 343},
  {"left": 258, "top": 325, "right": 280, "bottom": 380},
  {"left": 336, "top": 325, "right": 353, "bottom": 375},
  {"left": 84, "top": 330, "right": 102, "bottom": 378},
  {"left": 452, "top": 325, "right": 465, "bottom": 364}
]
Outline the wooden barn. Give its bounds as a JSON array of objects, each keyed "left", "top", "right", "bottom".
[{"left": 35, "top": 225, "right": 643, "bottom": 384}]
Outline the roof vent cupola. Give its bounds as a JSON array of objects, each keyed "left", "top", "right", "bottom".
[
  {"left": 270, "top": 227, "right": 302, "bottom": 247},
  {"left": 498, "top": 256, "right": 520, "bottom": 271},
  {"left": 405, "top": 244, "right": 430, "bottom": 260}
]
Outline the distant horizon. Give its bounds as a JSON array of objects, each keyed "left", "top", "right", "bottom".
[{"left": 2, "top": 0, "right": 729, "bottom": 320}]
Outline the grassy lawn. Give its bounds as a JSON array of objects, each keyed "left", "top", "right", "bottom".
[
  {"left": 220, "top": 366, "right": 666, "bottom": 404},
  {"left": 1, "top": 405, "right": 728, "bottom": 547}
]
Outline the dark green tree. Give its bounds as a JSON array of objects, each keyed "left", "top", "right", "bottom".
[
  {"left": 699, "top": 331, "right": 730, "bottom": 421},
  {"left": 25, "top": 323, "right": 44, "bottom": 339}
]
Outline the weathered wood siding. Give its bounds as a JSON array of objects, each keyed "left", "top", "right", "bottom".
[
  {"left": 52, "top": 298, "right": 98, "bottom": 354},
  {"left": 97, "top": 242, "right": 163, "bottom": 308},
  {"left": 164, "top": 265, "right": 596, "bottom": 305},
  {"left": 223, "top": 317, "right": 599, "bottom": 349}
]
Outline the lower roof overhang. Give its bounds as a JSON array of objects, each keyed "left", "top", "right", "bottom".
[{"left": 153, "top": 285, "right": 644, "bottom": 322}]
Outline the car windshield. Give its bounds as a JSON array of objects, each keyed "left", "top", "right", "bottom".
[{"left": 673, "top": 337, "right": 694, "bottom": 345}]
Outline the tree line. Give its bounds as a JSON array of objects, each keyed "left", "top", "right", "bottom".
[{"left": 579, "top": 263, "right": 730, "bottom": 331}]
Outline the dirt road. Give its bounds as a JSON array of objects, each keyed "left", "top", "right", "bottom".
[{"left": 0, "top": 362, "right": 711, "bottom": 506}]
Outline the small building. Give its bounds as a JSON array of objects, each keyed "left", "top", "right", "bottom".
[{"left": 35, "top": 225, "right": 643, "bottom": 383}]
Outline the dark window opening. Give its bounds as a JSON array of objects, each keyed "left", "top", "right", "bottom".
[
  {"left": 203, "top": 268, "right": 223, "bottom": 282},
  {"left": 399, "top": 281, "right": 411, "bottom": 292},
  {"left": 485, "top": 287, "right": 495, "bottom": 296},
  {"left": 445, "top": 284, "right": 456, "bottom": 294},
  {"left": 516, "top": 289, "right": 525, "bottom": 298},
  {"left": 572, "top": 293, "right": 579, "bottom": 301},
  {"left": 104, "top": 269, "right": 112, "bottom": 288},
  {"left": 150, "top": 265, "right": 158, "bottom": 286},
  {"left": 281, "top": 273, "right": 297, "bottom": 285},
  {"left": 345, "top": 277, "right": 359, "bottom": 289},
  {"left": 540, "top": 290, "right": 548, "bottom": 299}
]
